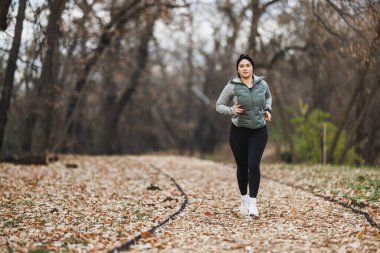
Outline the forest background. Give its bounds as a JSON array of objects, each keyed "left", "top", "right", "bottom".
[{"left": 0, "top": 0, "right": 379, "bottom": 166}]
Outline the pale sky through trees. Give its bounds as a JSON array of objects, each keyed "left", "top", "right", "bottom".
[{"left": 1, "top": 0, "right": 290, "bottom": 70}]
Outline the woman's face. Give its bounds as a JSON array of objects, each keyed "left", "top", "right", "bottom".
[{"left": 238, "top": 59, "right": 253, "bottom": 79}]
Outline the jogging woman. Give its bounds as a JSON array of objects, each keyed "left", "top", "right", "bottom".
[{"left": 216, "top": 54, "right": 272, "bottom": 217}]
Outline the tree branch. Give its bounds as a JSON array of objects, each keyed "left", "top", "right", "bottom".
[
  {"left": 311, "top": 0, "right": 344, "bottom": 41},
  {"left": 263, "top": 0, "right": 282, "bottom": 10},
  {"left": 266, "top": 44, "right": 309, "bottom": 69},
  {"left": 326, "top": 0, "right": 368, "bottom": 44},
  {"left": 0, "top": 47, "right": 40, "bottom": 69}
]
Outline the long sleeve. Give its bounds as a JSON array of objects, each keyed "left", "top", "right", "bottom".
[
  {"left": 263, "top": 81, "right": 272, "bottom": 113},
  {"left": 216, "top": 83, "right": 235, "bottom": 115}
]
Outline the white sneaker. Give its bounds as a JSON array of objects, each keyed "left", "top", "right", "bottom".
[
  {"left": 248, "top": 197, "right": 259, "bottom": 217},
  {"left": 239, "top": 195, "right": 249, "bottom": 216}
]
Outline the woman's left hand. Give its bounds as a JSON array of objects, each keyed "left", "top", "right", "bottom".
[{"left": 263, "top": 111, "right": 272, "bottom": 122}]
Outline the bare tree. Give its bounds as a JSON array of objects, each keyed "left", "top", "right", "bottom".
[
  {"left": 55, "top": 0, "right": 144, "bottom": 152},
  {"left": 2, "top": 0, "right": 379, "bottom": 165},
  {"left": 38, "top": 0, "right": 67, "bottom": 152},
  {"left": 0, "top": 0, "right": 12, "bottom": 31},
  {"left": 314, "top": 1, "right": 380, "bottom": 163},
  {"left": 338, "top": 77, "right": 380, "bottom": 163},
  {"left": 0, "top": 0, "right": 27, "bottom": 154},
  {"left": 247, "top": 0, "right": 282, "bottom": 56},
  {"left": 103, "top": 9, "right": 158, "bottom": 152}
]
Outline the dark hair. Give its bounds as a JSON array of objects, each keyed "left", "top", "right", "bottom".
[{"left": 236, "top": 54, "right": 255, "bottom": 71}]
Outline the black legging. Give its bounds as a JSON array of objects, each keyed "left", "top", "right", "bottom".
[{"left": 229, "top": 123, "right": 268, "bottom": 198}]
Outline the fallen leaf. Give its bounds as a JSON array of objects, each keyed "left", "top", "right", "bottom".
[
  {"left": 356, "top": 229, "right": 366, "bottom": 239},
  {"left": 141, "top": 231, "right": 154, "bottom": 239}
]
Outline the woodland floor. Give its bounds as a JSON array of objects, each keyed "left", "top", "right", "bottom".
[{"left": 0, "top": 155, "right": 379, "bottom": 253}]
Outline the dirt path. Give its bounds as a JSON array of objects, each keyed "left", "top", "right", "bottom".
[
  {"left": 1, "top": 155, "right": 379, "bottom": 252},
  {"left": 128, "top": 156, "right": 380, "bottom": 252}
]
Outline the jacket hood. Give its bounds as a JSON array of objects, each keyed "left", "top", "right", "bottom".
[{"left": 230, "top": 75, "right": 265, "bottom": 85}]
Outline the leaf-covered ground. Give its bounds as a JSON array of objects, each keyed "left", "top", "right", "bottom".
[
  {"left": 0, "top": 156, "right": 181, "bottom": 252},
  {"left": 1, "top": 155, "right": 379, "bottom": 252},
  {"left": 262, "top": 164, "right": 380, "bottom": 225}
]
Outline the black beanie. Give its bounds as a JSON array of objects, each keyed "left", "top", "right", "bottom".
[{"left": 236, "top": 54, "right": 254, "bottom": 70}]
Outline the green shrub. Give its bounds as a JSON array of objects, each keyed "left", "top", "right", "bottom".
[{"left": 291, "top": 100, "right": 356, "bottom": 164}]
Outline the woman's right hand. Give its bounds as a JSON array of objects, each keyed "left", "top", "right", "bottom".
[{"left": 234, "top": 104, "right": 244, "bottom": 115}]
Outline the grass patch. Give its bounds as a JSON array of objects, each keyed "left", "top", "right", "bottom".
[
  {"left": 233, "top": 162, "right": 380, "bottom": 209},
  {"left": 350, "top": 176, "right": 380, "bottom": 203}
]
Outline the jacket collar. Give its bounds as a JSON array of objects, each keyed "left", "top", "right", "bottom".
[{"left": 230, "top": 75, "right": 265, "bottom": 85}]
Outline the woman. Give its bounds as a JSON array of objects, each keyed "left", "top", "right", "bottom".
[{"left": 216, "top": 54, "right": 272, "bottom": 217}]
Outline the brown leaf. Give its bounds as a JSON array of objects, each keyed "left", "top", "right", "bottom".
[
  {"left": 141, "top": 231, "right": 154, "bottom": 239},
  {"left": 356, "top": 230, "right": 366, "bottom": 239},
  {"left": 372, "top": 230, "right": 380, "bottom": 238},
  {"left": 164, "top": 231, "right": 172, "bottom": 237},
  {"left": 156, "top": 244, "right": 165, "bottom": 249}
]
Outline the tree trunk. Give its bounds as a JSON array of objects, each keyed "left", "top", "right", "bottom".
[
  {"left": 218, "top": 1, "right": 245, "bottom": 66},
  {"left": 338, "top": 77, "right": 380, "bottom": 163},
  {"left": 53, "top": 0, "right": 141, "bottom": 152},
  {"left": 265, "top": 46, "right": 310, "bottom": 161},
  {"left": 38, "top": 0, "right": 67, "bottom": 152},
  {"left": 0, "top": 0, "right": 11, "bottom": 31},
  {"left": 246, "top": 0, "right": 281, "bottom": 56},
  {"left": 270, "top": 78, "right": 294, "bottom": 159},
  {"left": 246, "top": 0, "right": 260, "bottom": 56},
  {"left": 99, "top": 66, "right": 117, "bottom": 153},
  {"left": 366, "top": 126, "right": 380, "bottom": 165},
  {"left": 21, "top": 114, "right": 36, "bottom": 152},
  {"left": 327, "top": 18, "right": 380, "bottom": 163},
  {"left": 326, "top": 67, "right": 368, "bottom": 163},
  {"left": 103, "top": 14, "right": 156, "bottom": 153},
  {"left": 186, "top": 15, "right": 195, "bottom": 155},
  {"left": 0, "top": 0, "right": 27, "bottom": 155}
]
